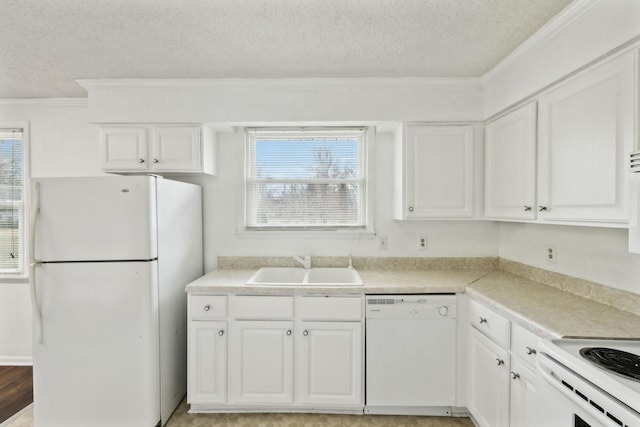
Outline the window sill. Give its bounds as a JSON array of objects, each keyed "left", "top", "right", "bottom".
[{"left": 236, "top": 230, "right": 377, "bottom": 239}]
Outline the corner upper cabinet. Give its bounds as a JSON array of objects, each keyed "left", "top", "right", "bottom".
[
  {"left": 394, "top": 124, "right": 474, "bottom": 219},
  {"left": 100, "top": 124, "right": 216, "bottom": 175},
  {"left": 485, "top": 102, "right": 537, "bottom": 220},
  {"left": 537, "top": 51, "right": 635, "bottom": 224}
]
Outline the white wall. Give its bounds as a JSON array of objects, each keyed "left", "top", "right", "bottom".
[
  {"left": 499, "top": 222, "right": 640, "bottom": 295},
  {"left": 0, "top": 100, "right": 99, "bottom": 364}
]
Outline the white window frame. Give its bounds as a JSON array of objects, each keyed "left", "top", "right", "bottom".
[
  {"left": 243, "top": 126, "right": 375, "bottom": 235},
  {"left": 0, "top": 122, "right": 29, "bottom": 278}
]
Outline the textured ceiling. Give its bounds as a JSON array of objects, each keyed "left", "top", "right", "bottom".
[{"left": 0, "top": 0, "right": 572, "bottom": 98}]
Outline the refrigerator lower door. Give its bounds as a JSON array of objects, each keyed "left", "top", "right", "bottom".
[
  {"left": 32, "top": 261, "right": 160, "bottom": 427},
  {"left": 33, "top": 176, "right": 158, "bottom": 262}
]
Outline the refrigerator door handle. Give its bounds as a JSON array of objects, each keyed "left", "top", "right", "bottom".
[{"left": 30, "top": 181, "right": 43, "bottom": 342}]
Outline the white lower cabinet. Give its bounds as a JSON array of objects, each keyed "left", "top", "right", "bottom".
[
  {"left": 509, "top": 358, "right": 537, "bottom": 427},
  {"left": 188, "top": 294, "right": 363, "bottom": 412},
  {"left": 468, "top": 327, "right": 510, "bottom": 427},
  {"left": 188, "top": 321, "right": 227, "bottom": 404},
  {"left": 229, "top": 320, "right": 294, "bottom": 404},
  {"left": 296, "top": 321, "right": 362, "bottom": 406},
  {"left": 467, "top": 299, "right": 542, "bottom": 427}
]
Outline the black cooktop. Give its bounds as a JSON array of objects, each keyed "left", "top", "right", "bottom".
[{"left": 580, "top": 347, "right": 640, "bottom": 382}]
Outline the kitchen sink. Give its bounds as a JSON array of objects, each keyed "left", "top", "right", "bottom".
[{"left": 246, "top": 267, "right": 363, "bottom": 286}]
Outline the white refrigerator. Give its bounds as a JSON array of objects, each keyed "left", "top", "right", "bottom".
[{"left": 30, "top": 176, "right": 203, "bottom": 427}]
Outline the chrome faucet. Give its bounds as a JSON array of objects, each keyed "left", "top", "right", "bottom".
[{"left": 293, "top": 252, "right": 311, "bottom": 269}]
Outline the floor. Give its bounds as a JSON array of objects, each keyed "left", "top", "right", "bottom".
[
  {"left": 4, "top": 399, "right": 475, "bottom": 427},
  {"left": 0, "top": 366, "right": 33, "bottom": 425}
]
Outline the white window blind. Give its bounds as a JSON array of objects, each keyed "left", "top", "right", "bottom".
[
  {"left": 246, "top": 128, "right": 367, "bottom": 230},
  {"left": 0, "top": 129, "right": 24, "bottom": 273}
]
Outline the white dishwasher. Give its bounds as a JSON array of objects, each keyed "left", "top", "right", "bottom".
[{"left": 365, "top": 294, "right": 457, "bottom": 416}]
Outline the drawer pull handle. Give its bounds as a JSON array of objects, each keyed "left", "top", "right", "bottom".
[
  {"left": 538, "top": 205, "right": 547, "bottom": 212},
  {"left": 525, "top": 347, "right": 536, "bottom": 355},
  {"left": 523, "top": 206, "right": 532, "bottom": 211},
  {"left": 303, "top": 330, "right": 309, "bottom": 336},
  {"left": 153, "top": 159, "right": 159, "bottom": 163},
  {"left": 203, "top": 305, "right": 211, "bottom": 312},
  {"left": 510, "top": 371, "right": 520, "bottom": 380},
  {"left": 479, "top": 317, "right": 487, "bottom": 324},
  {"left": 138, "top": 158, "right": 145, "bottom": 163},
  {"left": 218, "top": 330, "right": 224, "bottom": 336},
  {"left": 286, "top": 329, "right": 292, "bottom": 336},
  {"left": 496, "top": 358, "right": 504, "bottom": 366}
]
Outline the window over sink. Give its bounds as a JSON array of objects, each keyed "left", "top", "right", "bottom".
[{"left": 245, "top": 127, "right": 370, "bottom": 231}]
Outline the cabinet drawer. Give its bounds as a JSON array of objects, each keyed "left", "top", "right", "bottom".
[
  {"left": 469, "top": 299, "right": 511, "bottom": 348},
  {"left": 190, "top": 295, "right": 227, "bottom": 320},
  {"left": 511, "top": 323, "right": 541, "bottom": 369},
  {"left": 296, "top": 296, "right": 363, "bottom": 321},
  {"left": 231, "top": 296, "right": 294, "bottom": 320}
]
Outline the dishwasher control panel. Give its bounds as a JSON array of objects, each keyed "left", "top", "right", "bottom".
[{"left": 365, "top": 295, "right": 456, "bottom": 319}]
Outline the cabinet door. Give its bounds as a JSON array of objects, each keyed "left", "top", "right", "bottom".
[
  {"left": 100, "top": 126, "right": 149, "bottom": 171},
  {"left": 537, "top": 51, "right": 635, "bottom": 223},
  {"left": 229, "top": 320, "right": 294, "bottom": 404},
  {"left": 296, "top": 322, "right": 362, "bottom": 406},
  {"left": 188, "top": 321, "right": 227, "bottom": 404},
  {"left": 151, "top": 126, "right": 202, "bottom": 172},
  {"left": 467, "top": 327, "right": 510, "bottom": 427},
  {"left": 400, "top": 125, "right": 474, "bottom": 218},
  {"left": 485, "top": 103, "right": 537, "bottom": 220},
  {"left": 509, "top": 358, "right": 537, "bottom": 427}
]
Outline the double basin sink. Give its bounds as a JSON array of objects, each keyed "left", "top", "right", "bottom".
[{"left": 246, "top": 267, "right": 363, "bottom": 287}]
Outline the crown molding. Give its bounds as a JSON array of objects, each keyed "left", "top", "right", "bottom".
[
  {"left": 76, "top": 77, "right": 482, "bottom": 92},
  {"left": 0, "top": 98, "right": 87, "bottom": 106},
  {"left": 481, "top": 0, "right": 599, "bottom": 84}
]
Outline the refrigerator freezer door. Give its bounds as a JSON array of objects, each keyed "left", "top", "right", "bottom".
[
  {"left": 32, "top": 261, "right": 160, "bottom": 427},
  {"left": 33, "top": 176, "right": 157, "bottom": 262}
]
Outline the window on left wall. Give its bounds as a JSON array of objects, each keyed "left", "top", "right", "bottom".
[{"left": 0, "top": 128, "right": 24, "bottom": 274}]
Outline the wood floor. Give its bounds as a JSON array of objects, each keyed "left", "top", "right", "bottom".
[{"left": 0, "top": 366, "right": 33, "bottom": 425}]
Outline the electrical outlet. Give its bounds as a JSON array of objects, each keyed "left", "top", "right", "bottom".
[
  {"left": 546, "top": 244, "right": 557, "bottom": 264},
  {"left": 379, "top": 236, "right": 388, "bottom": 250},
  {"left": 418, "top": 235, "right": 428, "bottom": 250}
]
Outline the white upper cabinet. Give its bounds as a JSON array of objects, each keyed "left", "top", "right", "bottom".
[
  {"left": 537, "top": 51, "right": 635, "bottom": 224},
  {"left": 394, "top": 124, "right": 475, "bottom": 219},
  {"left": 100, "top": 126, "right": 149, "bottom": 172},
  {"left": 100, "top": 124, "right": 216, "bottom": 175},
  {"left": 484, "top": 50, "right": 636, "bottom": 226},
  {"left": 485, "top": 102, "right": 537, "bottom": 220}
]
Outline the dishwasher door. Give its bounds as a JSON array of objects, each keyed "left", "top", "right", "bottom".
[{"left": 365, "top": 295, "right": 456, "bottom": 415}]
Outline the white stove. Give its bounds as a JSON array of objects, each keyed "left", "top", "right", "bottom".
[{"left": 537, "top": 339, "right": 640, "bottom": 427}]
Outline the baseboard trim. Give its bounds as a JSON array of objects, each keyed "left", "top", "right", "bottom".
[{"left": 0, "top": 356, "right": 32, "bottom": 366}]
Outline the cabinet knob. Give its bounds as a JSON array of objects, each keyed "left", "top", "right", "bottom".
[
  {"left": 203, "top": 305, "right": 211, "bottom": 312},
  {"left": 496, "top": 358, "right": 504, "bottom": 366},
  {"left": 153, "top": 159, "right": 159, "bottom": 163},
  {"left": 138, "top": 158, "right": 145, "bottom": 163},
  {"left": 523, "top": 206, "right": 532, "bottom": 211},
  {"left": 408, "top": 206, "right": 414, "bottom": 212},
  {"left": 303, "top": 330, "right": 309, "bottom": 336},
  {"left": 286, "top": 329, "right": 292, "bottom": 336},
  {"left": 479, "top": 317, "right": 487, "bottom": 324},
  {"left": 510, "top": 371, "right": 520, "bottom": 380},
  {"left": 218, "top": 330, "right": 224, "bottom": 336},
  {"left": 525, "top": 347, "right": 536, "bottom": 355},
  {"left": 538, "top": 206, "right": 547, "bottom": 212}
]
